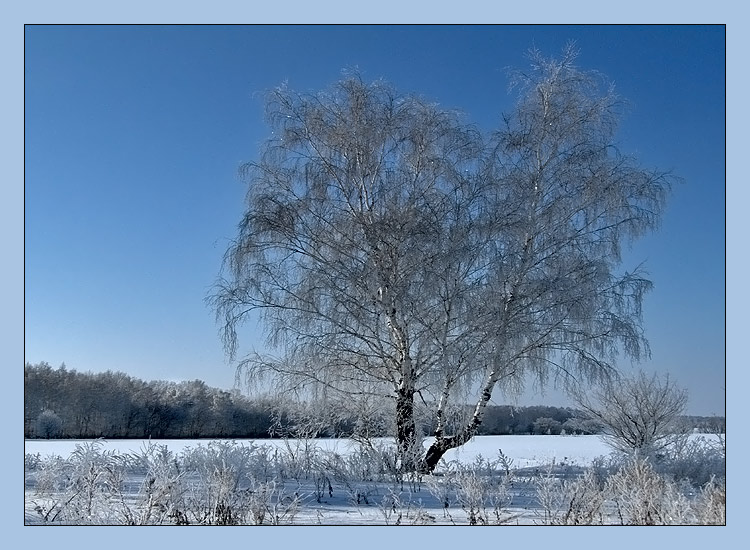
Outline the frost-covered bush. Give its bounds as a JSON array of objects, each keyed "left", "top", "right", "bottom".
[
  {"left": 572, "top": 371, "right": 688, "bottom": 459},
  {"left": 36, "top": 409, "right": 62, "bottom": 438},
  {"left": 588, "top": 452, "right": 624, "bottom": 484},
  {"left": 427, "top": 451, "right": 515, "bottom": 525},
  {"left": 605, "top": 458, "right": 692, "bottom": 524},
  {"left": 181, "top": 441, "right": 260, "bottom": 485},
  {"left": 536, "top": 468, "right": 606, "bottom": 525},
  {"left": 272, "top": 438, "right": 404, "bottom": 507},
  {"left": 29, "top": 441, "right": 129, "bottom": 524},
  {"left": 178, "top": 441, "right": 299, "bottom": 525},
  {"left": 25, "top": 435, "right": 725, "bottom": 525},
  {"left": 180, "top": 473, "right": 298, "bottom": 525},
  {"left": 26, "top": 440, "right": 303, "bottom": 525},
  {"left": 656, "top": 434, "right": 725, "bottom": 487},
  {"left": 343, "top": 440, "right": 400, "bottom": 482},
  {"left": 317, "top": 450, "right": 382, "bottom": 506},
  {"left": 124, "top": 442, "right": 187, "bottom": 525},
  {"left": 380, "top": 488, "right": 435, "bottom": 525},
  {"left": 25, "top": 452, "right": 43, "bottom": 472},
  {"left": 535, "top": 456, "right": 726, "bottom": 525},
  {"left": 273, "top": 437, "right": 323, "bottom": 482},
  {"left": 691, "top": 479, "right": 726, "bottom": 525}
]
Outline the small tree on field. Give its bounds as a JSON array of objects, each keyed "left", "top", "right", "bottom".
[
  {"left": 36, "top": 409, "right": 62, "bottom": 438},
  {"left": 210, "top": 46, "right": 672, "bottom": 472},
  {"left": 571, "top": 370, "right": 688, "bottom": 458}
]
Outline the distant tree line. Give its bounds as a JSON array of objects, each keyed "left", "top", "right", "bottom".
[
  {"left": 24, "top": 362, "right": 724, "bottom": 439},
  {"left": 477, "top": 406, "right": 598, "bottom": 436},
  {"left": 25, "top": 362, "right": 274, "bottom": 439}
]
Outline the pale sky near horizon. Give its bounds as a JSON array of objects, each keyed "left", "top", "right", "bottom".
[{"left": 24, "top": 24, "right": 725, "bottom": 415}]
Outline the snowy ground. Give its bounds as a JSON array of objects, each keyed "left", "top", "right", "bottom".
[
  {"left": 24, "top": 434, "right": 719, "bottom": 525},
  {"left": 24, "top": 434, "right": 612, "bottom": 469}
]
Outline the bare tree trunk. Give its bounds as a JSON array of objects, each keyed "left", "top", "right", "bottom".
[
  {"left": 395, "top": 386, "right": 419, "bottom": 472},
  {"left": 421, "top": 368, "right": 510, "bottom": 473},
  {"left": 421, "top": 419, "right": 479, "bottom": 473}
]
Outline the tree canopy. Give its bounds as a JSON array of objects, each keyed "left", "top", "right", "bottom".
[{"left": 211, "top": 47, "right": 673, "bottom": 471}]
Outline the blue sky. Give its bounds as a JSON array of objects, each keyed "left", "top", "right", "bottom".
[{"left": 24, "top": 25, "right": 725, "bottom": 415}]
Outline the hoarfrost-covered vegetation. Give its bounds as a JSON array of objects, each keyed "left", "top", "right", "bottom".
[{"left": 25, "top": 433, "right": 724, "bottom": 525}]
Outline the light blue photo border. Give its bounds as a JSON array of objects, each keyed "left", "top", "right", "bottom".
[{"left": 5, "top": 1, "right": 739, "bottom": 547}]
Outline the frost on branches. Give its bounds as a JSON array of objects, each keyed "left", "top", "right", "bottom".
[{"left": 210, "top": 46, "right": 673, "bottom": 473}]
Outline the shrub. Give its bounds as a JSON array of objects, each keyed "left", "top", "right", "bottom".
[
  {"left": 657, "top": 434, "right": 726, "bottom": 487},
  {"left": 536, "top": 468, "right": 606, "bottom": 525},
  {"left": 29, "top": 441, "right": 128, "bottom": 524},
  {"left": 572, "top": 371, "right": 688, "bottom": 458},
  {"left": 535, "top": 456, "right": 726, "bottom": 525},
  {"left": 125, "top": 442, "right": 187, "bottom": 525},
  {"left": 427, "top": 451, "right": 516, "bottom": 525},
  {"left": 36, "top": 409, "right": 62, "bottom": 438}
]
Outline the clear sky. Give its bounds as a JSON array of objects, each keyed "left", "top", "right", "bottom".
[{"left": 24, "top": 24, "right": 725, "bottom": 415}]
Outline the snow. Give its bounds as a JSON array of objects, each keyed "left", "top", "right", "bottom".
[
  {"left": 24, "top": 434, "right": 721, "bottom": 525},
  {"left": 25, "top": 435, "right": 612, "bottom": 525},
  {"left": 430, "top": 434, "right": 613, "bottom": 468},
  {"left": 24, "top": 434, "right": 612, "bottom": 469}
]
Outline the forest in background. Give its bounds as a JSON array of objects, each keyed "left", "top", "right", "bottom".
[{"left": 24, "top": 362, "right": 724, "bottom": 440}]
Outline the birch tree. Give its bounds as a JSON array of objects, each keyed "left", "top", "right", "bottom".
[{"left": 211, "top": 47, "right": 672, "bottom": 472}]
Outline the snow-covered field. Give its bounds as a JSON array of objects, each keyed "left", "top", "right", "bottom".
[
  {"left": 24, "top": 434, "right": 612, "bottom": 470},
  {"left": 24, "top": 434, "right": 723, "bottom": 525}
]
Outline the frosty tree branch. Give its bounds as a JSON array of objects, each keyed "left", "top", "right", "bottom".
[{"left": 209, "top": 48, "right": 673, "bottom": 472}]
